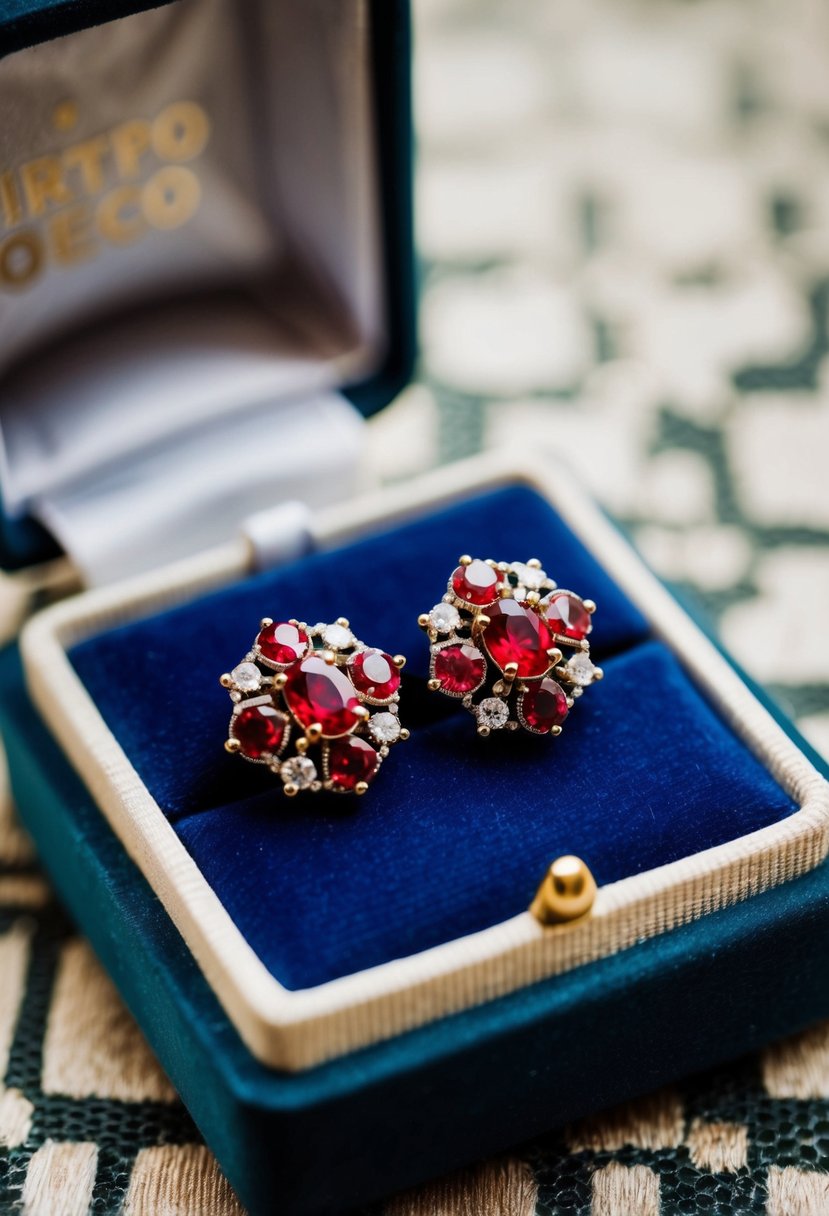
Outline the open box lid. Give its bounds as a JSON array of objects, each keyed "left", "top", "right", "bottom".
[{"left": 0, "top": 0, "right": 415, "bottom": 578}]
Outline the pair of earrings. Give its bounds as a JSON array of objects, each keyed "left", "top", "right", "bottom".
[{"left": 220, "top": 555, "right": 602, "bottom": 798}]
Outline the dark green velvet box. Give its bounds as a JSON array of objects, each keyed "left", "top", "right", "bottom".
[{"left": 2, "top": 5, "right": 829, "bottom": 1216}]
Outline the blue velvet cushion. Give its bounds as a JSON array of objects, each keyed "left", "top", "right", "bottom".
[{"left": 70, "top": 485, "right": 797, "bottom": 990}]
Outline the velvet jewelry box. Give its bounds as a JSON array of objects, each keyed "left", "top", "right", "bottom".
[{"left": 3, "top": 4, "right": 829, "bottom": 1216}]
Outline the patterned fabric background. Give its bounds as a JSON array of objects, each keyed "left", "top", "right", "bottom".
[{"left": 2, "top": 0, "right": 829, "bottom": 1212}]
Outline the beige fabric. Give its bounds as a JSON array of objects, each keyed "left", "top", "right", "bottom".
[
  {"left": 686, "top": 1119, "right": 749, "bottom": 1173},
  {"left": 21, "top": 1141, "right": 98, "bottom": 1216},
  {"left": 123, "top": 1145, "right": 245, "bottom": 1216},
  {"left": 591, "top": 1163, "right": 661, "bottom": 1216},
  {"left": 42, "top": 938, "right": 176, "bottom": 1102},
  {"left": 761, "top": 1022, "right": 829, "bottom": 1100},
  {"left": 766, "top": 1167, "right": 829, "bottom": 1216},
  {"left": 384, "top": 1160, "right": 537, "bottom": 1216},
  {"left": 568, "top": 1091, "right": 685, "bottom": 1153}
]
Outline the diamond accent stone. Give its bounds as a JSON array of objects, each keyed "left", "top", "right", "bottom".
[
  {"left": 231, "top": 662, "right": 261, "bottom": 691},
  {"left": 510, "top": 562, "right": 546, "bottom": 591},
  {"left": 567, "top": 653, "right": 595, "bottom": 686},
  {"left": 369, "top": 711, "right": 401, "bottom": 744},
  {"left": 280, "top": 756, "right": 317, "bottom": 789},
  {"left": 322, "top": 623, "right": 354, "bottom": 650},
  {"left": 477, "top": 697, "right": 509, "bottom": 730},
  {"left": 428, "top": 602, "right": 461, "bottom": 634}
]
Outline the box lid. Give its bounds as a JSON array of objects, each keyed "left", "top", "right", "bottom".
[{"left": 0, "top": 0, "right": 415, "bottom": 574}]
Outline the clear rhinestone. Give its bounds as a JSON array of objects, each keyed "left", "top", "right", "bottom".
[
  {"left": 477, "top": 697, "right": 510, "bottom": 729},
  {"left": 369, "top": 711, "right": 401, "bottom": 744},
  {"left": 280, "top": 756, "right": 317, "bottom": 789},
  {"left": 231, "top": 662, "right": 261, "bottom": 691},
  {"left": 428, "top": 602, "right": 460, "bottom": 634},
  {"left": 322, "top": 623, "right": 354, "bottom": 650},
  {"left": 566, "top": 653, "right": 595, "bottom": 686},
  {"left": 510, "top": 562, "right": 546, "bottom": 591}
]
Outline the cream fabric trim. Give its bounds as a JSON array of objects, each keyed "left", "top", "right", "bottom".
[{"left": 20, "top": 454, "right": 829, "bottom": 1070}]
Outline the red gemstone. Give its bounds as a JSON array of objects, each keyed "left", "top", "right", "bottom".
[
  {"left": 432, "top": 644, "right": 486, "bottom": 695},
  {"left": 520, "top": 678, "right": 568, "bottom": 733},
  {"left": 545, "top": 593, "right": 591, "bottom": 641},
  {"left": 232, "top": 702, "right": 287, "bottom": 759},
  {"left": 348, "top": 649, "right": 401, "bottom": 701},
  {"left": 256, "top": 621, "right": 309, "bottom": 666},
  {"left": 284, "top": 656, "right": 361, "bottom": 738},
  {"left": 451, "top": 559, "right": 503, "bottom": 606},
  {"left": 327, "top": 736, "right": 379, "bottom": 792},
  {"left": 482, "top": 599, "right": 554, "bottom": 678}
]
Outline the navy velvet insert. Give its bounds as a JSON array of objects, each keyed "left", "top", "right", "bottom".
[{"left": 70, "top": 485, "right": 797, "bottom": 990}]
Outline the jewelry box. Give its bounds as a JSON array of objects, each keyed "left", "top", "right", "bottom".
[{"left": 2, "top": 4, "right": 829, "bottom": 1215}]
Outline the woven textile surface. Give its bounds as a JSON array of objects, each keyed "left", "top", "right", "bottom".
[{"left": 3, "top": 0, "right": 829, "bottom": 1211}]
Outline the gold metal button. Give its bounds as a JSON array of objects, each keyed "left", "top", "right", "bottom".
[{"left": 530, "top": 855, "right": 596, "bottom": 925}]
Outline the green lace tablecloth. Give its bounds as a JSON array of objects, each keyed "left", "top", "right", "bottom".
[{"left": 2, "top": 0, "right": 829, "bottom": 1211}]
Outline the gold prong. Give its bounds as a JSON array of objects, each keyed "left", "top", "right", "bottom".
[
  {"left": 399, "top": 728, "right": 410, "bottom": 741},
  {"left": 565, "top": 696, "right": 574, "bottom": 708},
  {"left": 306, "top": 724, "right": 323, "bottom": 743},
  {"left": 224, "top": 738, "right": 241, "bottom": 753},
  {"left": 260, "top": 617, "right": 273, "bottom": 630},
  {"left": 219, "top": 673, "right": 233, "bottom": 688},
  {"left": 503, "top": 662, "right": 519, "bottom": 684},
  {"left": 580, "top": 639, "right": 590, "bottom": 651},
  {"left": 527, "top": 558, "right": 542, "bottom": 569},
  {"left": 475, "top": 613, "right": 491, "bottom": 629},
  {"left": 552, "top": 724, "right": 563, "bottom": 736},
  {"left": 323, "top": 650, "right": 336, "bottom": 665},
  {"left": 355, "top": 781, "right": 369, "bottom": 796},
  {"left": 418, "top": 613, "right": 431, "bottom": 629},
  {"left": 353, "top": 706, "right": 370, "bottom": 721},
  {"left": 498, "top": 584, "right": 512, "bottom": 598},
  {"left": 477, "top": 724, "right": 491, "bottom": 737},
  {"left": 393, "top": 654, "right": 406, "bottom": 669},
  {"left": 336, "top": 617, "right": 350, "bottom": 629},
  {"left": 283, "top": 783, "right": 298, "bottom": 798},
  {"left": 427, "top": 678, "right": 441, "bottom": 692},
  {"left": 530, "top": 855, "right": 596, "bottom": 925},
  {"left": 459, "top": 554, "right": 472, "bottom": 567},
  {"left": 547, "top": 647, "right": 562, "bottom": 664},
  {"left": 295, "top": 737, "right": 308, "bottom": 754},
  {"left": 583, "top": 599, "right": 596, "bottom": 614},
  {"left": 593, "top": 666, "right": 604, "bottom": 681},
  {"left": 525, "top": 591, "right": 541, "bottom": 607},
  {"left": 288, "top": 618, "right": 299, "bottom": 626},
  {"left": 485, "top": 558, "right": 497, "bottom": 568},
  {"left": 273, "top": 673, "right": 288, "bottom": 690}
]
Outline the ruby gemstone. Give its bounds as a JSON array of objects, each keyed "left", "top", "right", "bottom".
[
  {"left": 348, "top": 649, "right": 401, "bottom": 701},
  {"left": 232, "top": 703, "right": 287, "bottom": 759},
  {"left": 284, "top": 656, "right": 361, "bottom": 738},
  {"left": 545, "top": 593, "right": 591, "bottom": 641},
  {"left": 257, "top": 621, "right": 309, "bottom": 666},
  {"left": 432, "top": 644, "right": 486, "bottom": 695},
  {"left": 451, "top": 559, "right": 503, "bottom": 606},
  {"left": 520, "top": 678, "right": 568, "bottom": 733},
  {"left": 327, "top": 736, "right": 379, "bottom": 792},
  {"left": 482, "top": 598, "right": 554, "bottom": 678}
]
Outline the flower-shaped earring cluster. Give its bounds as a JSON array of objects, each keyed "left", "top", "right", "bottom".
[
  {"left": 219, "top": 557, "right": 602, "bottom": 797},
  {"left": 417, "top": 556, "right": 602, "bottom": 737},
  {"left": 221, "top": 617, "right": 408, "bottom": 797}
]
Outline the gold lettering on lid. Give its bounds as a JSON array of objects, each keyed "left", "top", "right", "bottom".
[
  {"left": 0, "top": 230, "right": 43, "bottom": 288},
  {"left": 151, "top": 101, "right": 210, "bottom": 163},
  {"left": 0, "top": 171, "right": 22, "bottom": 229},
  {"left": 52, "top": 99, "right": 79, "bottom": 132},
  {"left": 50, "top": 203, "right": 96, "bottom": 265},
  {"left": 63, "top": 136, "right": 110, "bottom": 196},
  {"left": 97, "top": 185, "right": 145, "bottom": 245},
  {"left": 20, "top": 156, "right": 72, "bottom": 217},
  {"left": 143, "top": 165, "right": 201, "bottom": 230},
  {"left": 110, "top": 119, "right": 151, "bottom": 181}
]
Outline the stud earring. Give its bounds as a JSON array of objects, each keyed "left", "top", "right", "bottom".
[
  {"left": 418, "top": 557, "right": 602, "bottom": 737},
  {"left": 220, "top": 618, "right": 408, "bottom": 796}
]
